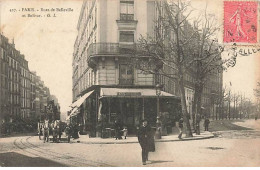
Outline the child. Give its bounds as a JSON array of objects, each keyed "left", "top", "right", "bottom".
[{"left": 122, "top": 126, "right": 128, "bottom": 139}]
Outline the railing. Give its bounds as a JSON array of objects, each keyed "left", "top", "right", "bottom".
[
  {"left": 120, "top": 14, "right": 134, "bottom": 21},
  {"left": 87, "top": 43, "right": 136, "bottom": 60}
]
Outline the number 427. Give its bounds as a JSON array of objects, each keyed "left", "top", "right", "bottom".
[{"left": 10, "top": 9, "right": 17, "bottom": 12}]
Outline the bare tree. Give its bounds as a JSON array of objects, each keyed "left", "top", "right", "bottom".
[
  {"left": 132, "top": 0, "right": 236, "bottom": 136},
  {"left": 132, "top": 0, "right": 196, "bottom": 137},
  {"left": 254, "top": 82, "right": 260, "bottom": 99},
  {"left": 188, "top": 5, "right": 239, "bottom": 133}
]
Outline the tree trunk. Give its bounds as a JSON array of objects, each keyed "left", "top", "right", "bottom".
[
  {"left": 192, "top": 84, "right": 199, "bottom": 133},
  {"left": 195, "top": 85, "right": 203, "bottom": 135},
  {"left": 178, "top": 76, "right": 193, "bottom": 137}
]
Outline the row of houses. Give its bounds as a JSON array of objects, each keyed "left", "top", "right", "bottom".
[
  {"left": 0, "top": 33, "right": 60, "bottom": 135},
  {"left": 68, "top": 0, "right": 223, "bottom": 137}
]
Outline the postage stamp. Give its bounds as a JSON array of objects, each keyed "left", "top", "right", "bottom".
[{"left": 224, "top": 1, "right": 258, "bottom": 44}]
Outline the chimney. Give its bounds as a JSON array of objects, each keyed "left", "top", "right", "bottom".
[{"left": 12, "top": 38, "right": 15, "bottom": 48}]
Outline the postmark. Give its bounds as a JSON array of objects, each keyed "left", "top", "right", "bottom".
[{"left": 224, "top": 1, "right": 258, "bottom": 44}]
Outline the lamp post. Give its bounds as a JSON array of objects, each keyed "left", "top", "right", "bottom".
[{"left": 155, "top": 84, "right": 162, "bottom": 139}]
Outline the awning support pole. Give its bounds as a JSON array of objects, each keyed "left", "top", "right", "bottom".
[
  {"left": 109, "top": 98, "right": 111, "bottom": 123},
  {"left": 142, "top": 97, "right": 145, "bottom": 120}
]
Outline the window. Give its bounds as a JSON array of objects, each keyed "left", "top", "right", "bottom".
[
  {"left": 119, "top": 31, "right": 134, "bottom": 43},
  {"left": 120, "top": 0, "right": 134, "bottom": 20},
  {"left": 119, "top": 64, "right": 134, "bottom": 85}
]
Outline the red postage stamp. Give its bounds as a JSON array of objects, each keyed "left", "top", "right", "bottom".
[{"left": 224, "top": 1, "right": 258, "bottom": 43}]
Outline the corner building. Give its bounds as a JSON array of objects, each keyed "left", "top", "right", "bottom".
[{"left": 71, "top": 0, "right": 181, "bottom": 137}]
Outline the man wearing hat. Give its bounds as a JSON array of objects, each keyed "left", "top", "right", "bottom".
[{"left": 137, "top": 119, "right": 154, "bottom": 165}]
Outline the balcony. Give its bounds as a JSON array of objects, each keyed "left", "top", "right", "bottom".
[
  {"left": 120, "top": 14, "right": 134, "bottom": 21},
  {"left": 87, "top": 43, "right": 136, "bottom": 61}
]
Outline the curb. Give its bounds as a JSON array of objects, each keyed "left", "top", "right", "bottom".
[{"left": 75, "top": 133, "right": 215, "bottom": 145}]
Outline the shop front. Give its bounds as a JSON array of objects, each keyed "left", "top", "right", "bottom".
[
  {"left": 67, "top": 87, "right": 181, "bottom": 138},
  {"left": 98, "top": 88, "right": 181, "bottom": 136}
]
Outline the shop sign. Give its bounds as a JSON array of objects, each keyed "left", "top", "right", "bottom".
[{"left": 117, "top": 92, "right": 141, "bottom": 97}]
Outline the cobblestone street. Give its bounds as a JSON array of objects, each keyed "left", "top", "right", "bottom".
[{"left": 0, "top": 120, "right": 260, "bottom": 167}]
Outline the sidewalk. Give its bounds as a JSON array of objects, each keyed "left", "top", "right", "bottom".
[{"left": 70, "top": 131, "right": 214, "bottom": 144}]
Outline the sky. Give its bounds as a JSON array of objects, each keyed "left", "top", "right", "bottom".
[
  {"left": 0, "top": 0, "right": 83, "bottom": 113},
  {"left": 0, "top": 0, "right": 259, "bottom": 115},
  {"left": 190, "top": 0, "right": 259, "bottom": 101}
]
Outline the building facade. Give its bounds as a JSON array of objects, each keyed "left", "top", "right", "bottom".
[
  {"left": 71, "top": 0, "right": 223, "bottom": 137},
  {"left": 0, "top": 33, "right": 60, "bottom": 136},
  {"left": 20, "top": 55, "right": 31, "bottom": 120},
  {"left": 71, "top": 0, "right": 182, "bottom": 137}
]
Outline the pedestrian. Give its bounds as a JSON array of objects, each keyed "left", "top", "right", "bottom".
[
  {"left": 122, "top": 126, "right": 128, "bottom": 139},
  {"left": 65, "top": 123, "right": 72, "bottom": 143},
  {"left": 72, "top": 123, "right": 80, "bottom": 139},
  {"left": 42, "top": 119, "right": 50, "bottom": 143},
  {"left": 37, "top": 121, "right": 42, "bottom": 140},
  {"left": 178, "top": 117, "right": 184, "bottom": 139},
  {"left": 114, "top": 120, "right": 122, "bottom": 140},
  {"left": 137, "top": 119, "right": 154, "bottom": 165},
  {"left": 204, "top": 117, "right": 210, "bottom": 131}
]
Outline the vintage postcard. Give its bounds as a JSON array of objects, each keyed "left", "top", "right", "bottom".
[{"left": 0, "top": 0, "right": 260, "bottom": 167}]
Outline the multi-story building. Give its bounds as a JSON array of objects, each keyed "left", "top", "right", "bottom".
[
  {"left": 0, "top": 34, "right": 12, "bottom": 132},
  {"left": 70, "top": 0, "right": 181, "bottom": 137},
  {"left": 0, "top": 33, "right": 60, "bottom": 135},
  {"left": 1, "top": 35, "right": 22, "bottom": 127},
  {"left": 70, "top": 0, "right": 223, "bottom": 137},
  {"left": 20, "top": 55, "right": 31, "bottom": 119},
  {"left": 30, "top": 71, "right": 37, "bottom": 120},
  {"left": 35, "top": 75, "right": 42, "bottom": 120}
]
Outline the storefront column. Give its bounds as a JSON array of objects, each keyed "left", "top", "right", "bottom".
[
  {"left": 142, "top": 97, "right": 145, "bottom": 119},
  {"left": 108, "top": 98, "right": 111, "bottom": 123},
  {"left": 96, "top": 93, "right": 99, "bottom": 124},
  {"left": 119, "top": 98, "right": 123, "bottom": 121}
]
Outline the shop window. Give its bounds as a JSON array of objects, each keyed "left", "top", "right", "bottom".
[
  {"left": 120, "top": 0, "right": 134, "bottom": 21},
  {"left": 119, "top": 64, "right": 134, "bottom": 85}
]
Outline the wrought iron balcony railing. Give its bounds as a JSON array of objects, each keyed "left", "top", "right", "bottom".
[{"left": 87, "top": 43, "right": 136, "bottom": 60}]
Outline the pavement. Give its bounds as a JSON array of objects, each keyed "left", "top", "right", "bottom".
[{"left": 69, "top": 131, "right": 214, "bottom": 144}]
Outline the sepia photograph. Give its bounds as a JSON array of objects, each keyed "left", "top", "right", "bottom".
[{"left": 0, "top": 0, "right": 260, "bottom": 167}]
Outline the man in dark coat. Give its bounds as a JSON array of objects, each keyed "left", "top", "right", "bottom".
[
  {"left": 114, "top": 120, "right": 122, "bottom": 140},
  {"left": 204, "top": 118, "right": 210, "bottom": 131},
  {"left": 137, "top": 119, "right": 154, "bottom": 165}
]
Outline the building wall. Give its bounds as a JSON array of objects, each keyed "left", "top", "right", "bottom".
[
  {"left": 0, "top": 33, "right": 60, "bottom": 135},
  {"left": 72, "top": 0, "right": 223, "bottom": 117},
  {"left": 30, "top": 71, "right": 36, "bottom": 119},
  {"left": 0, "top": 35, "right": 21, "bottom": 123},
  {"left": 72, "top": 0, "right": 156, "bottom": 101},
  {"left": 20, "top": 57, "right": 31, "bottom": 119}
]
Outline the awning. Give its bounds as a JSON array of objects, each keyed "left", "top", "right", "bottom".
[
  {"left": 70, "top": 90, "right": 94, "bottom": 108},
  {"left": 66, "top": 107, "right": 79, "bottom": 120},
  {"left": 100, "top": 88, "right": 180, "bottom": 98},
  {"left": 67, "top": 90, "right": 94, "bottom": 120}
]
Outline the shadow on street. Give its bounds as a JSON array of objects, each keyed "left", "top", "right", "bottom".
[{"left": 0, "top": 152, "right": 67, "bottom": 167}]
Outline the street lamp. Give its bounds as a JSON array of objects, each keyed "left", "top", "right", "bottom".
[{"left": 155, "top": 84, "right": 162, "bottom": 139}]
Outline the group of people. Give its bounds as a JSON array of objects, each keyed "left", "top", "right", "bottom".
[
  {"left": 177, "top": 117, "right": 210, "bottom": 139},
  {"left": 115, "top": 117, "right": 210, "bottom": 165},
  {"left": 114, "top": 120, "right": 128, "bottom": 140},
  {"left": 38, "top": 119, "right": 62, "bottom": 143},
  {"left": 64, "top": 123, "right": 81, "bottom": 143}
]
